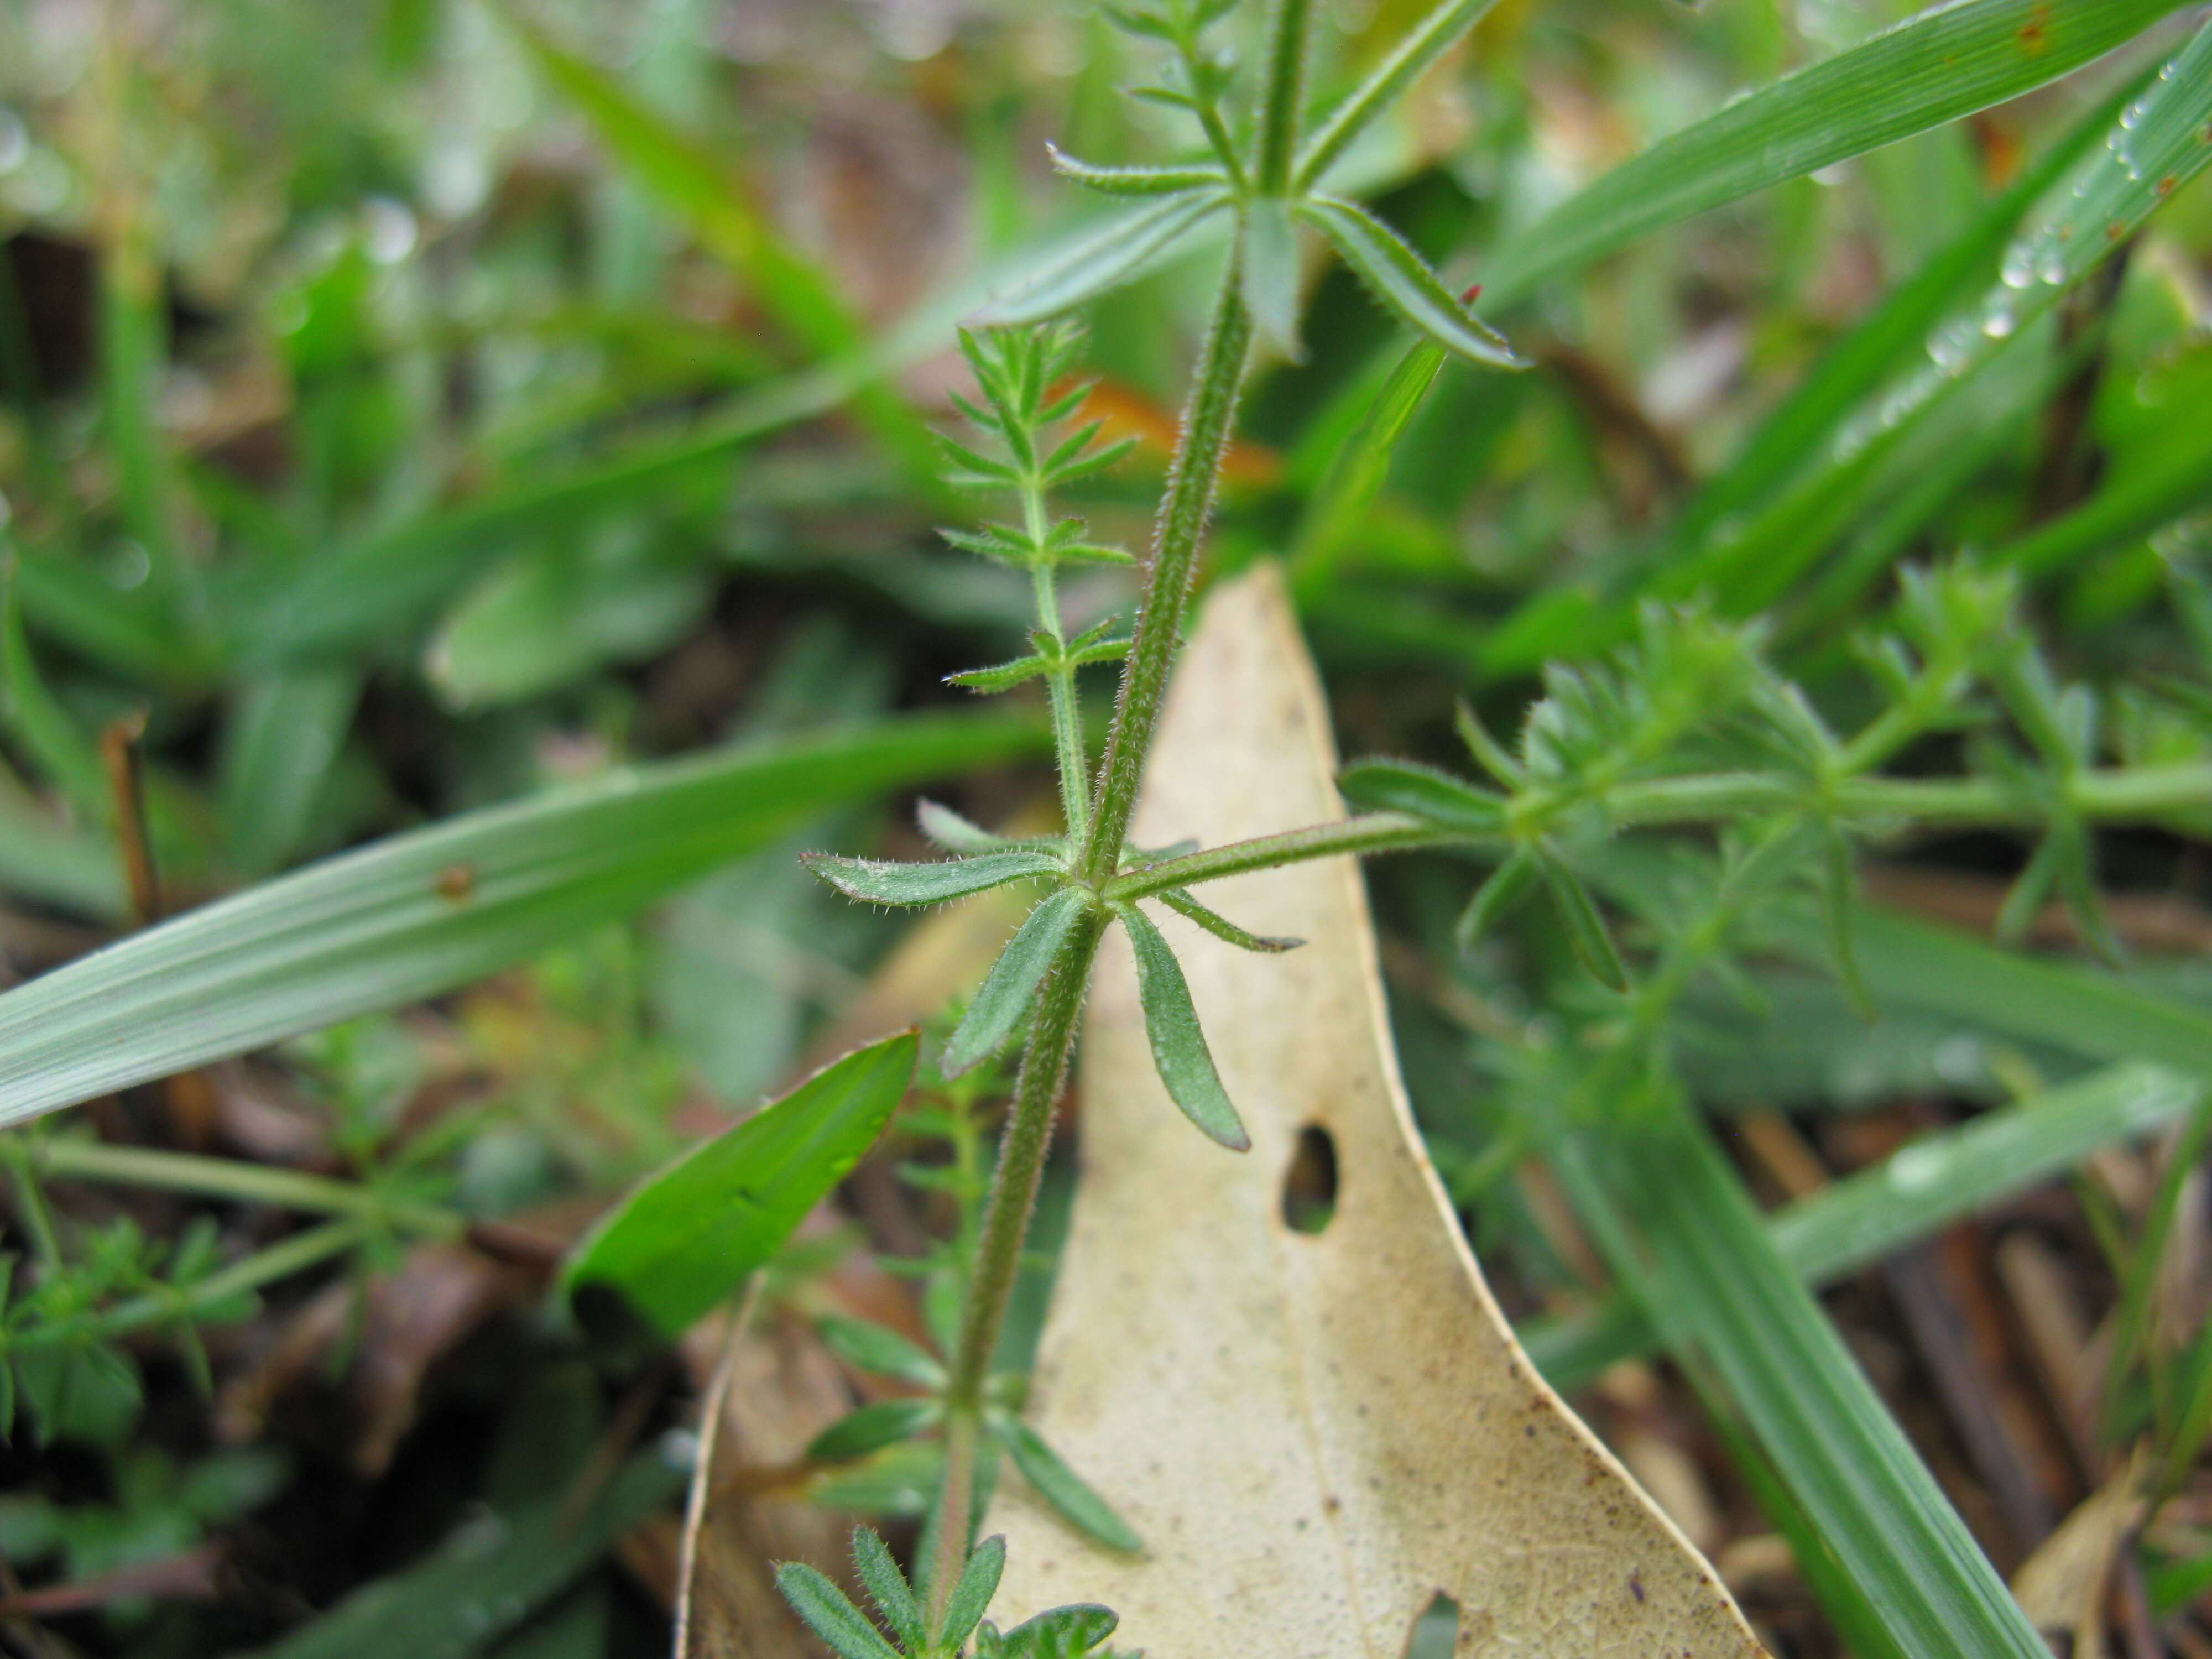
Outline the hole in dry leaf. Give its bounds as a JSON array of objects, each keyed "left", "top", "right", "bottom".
[
  {"left": 1280, "top": 1123, "right": 1339, "bottom": 1234},
  {"left": 1404, "top": 1590, "right": 1460, "bottom": 1658}
]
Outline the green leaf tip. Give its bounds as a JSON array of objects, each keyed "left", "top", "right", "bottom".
[
  {"left": 560, "top": 1030, "right": 917, "bottom": 1338},
  {"left": 1114, "top": 901, "right": 1252, "bottom": 1152}
]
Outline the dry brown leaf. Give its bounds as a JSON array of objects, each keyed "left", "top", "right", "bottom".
[
  {"left": 989, "top": 564, "right": 1765, "bottom": 1658},
  {"left": 2011, "top": 1451, "right": 2149, "bottom": 1659},
  {"left": 676, "top": 1311, "right": 865, "bottom": 1659}
]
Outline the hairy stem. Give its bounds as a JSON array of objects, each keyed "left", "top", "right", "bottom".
[
  {"left": 1081, "top": 268, "right": 1254, "bottom": 884},
  {"left": 1254, "top": 0, "right": 1313, "bottom": 194},
  {"left": 1032, "top": 561, "right": 1091, "bottom": 842},
  {"left": 928, "top": 907, "right": 1107, "bottom": 1619}
]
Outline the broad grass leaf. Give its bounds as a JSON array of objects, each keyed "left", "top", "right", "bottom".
[
  {"left": 0, "top": 711, "right": 1040, "bottom": 1128},
  {"left": 987, "top": 566, "right": 1764, "bottom": 1656},
  {"left": 562, "top": 1032, "right": 916, "bottom": 1338},
  {"left": 1479, "top": 0, "right": 2197, "bottom": 307}
]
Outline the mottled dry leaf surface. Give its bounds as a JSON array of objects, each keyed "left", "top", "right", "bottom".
[
  {"left": 677, "top": 1314, "right": 859, "bottom": 1659},
  {"left": 990, "top": 565, "right": 1766, "bottom": 1658}
]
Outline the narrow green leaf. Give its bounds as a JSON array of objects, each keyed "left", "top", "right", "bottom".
[
  {"left": 945, "top": 889, "right": 1094, "bottom": 1077},
  {"left": 0, "top": 549, "right": 107, "bottom": 817},
  {"left": 947, "top": 632, "right": 1131, "bottom": 692},
  {"left": 1298, "top": 197, "right": 1521, "bottom": 368},
  {"left": 817, "top": 1316, "right": 947, "bottom": 1389},
  {"left": 1562, "top": 1111, "right": 2053, "bottom": 1659},
  {"left": 1455, "top": 846, "right": 1538, "bottom": 953},
  {"left": 1536, "top": 847, "right": 1629, "bottom": 991},
  {"left": 1046, "top": 143, "right": 1227, "bottom": 196},
  {"left": 0, "top": 711, "right": 1040, "bottom": 1127},
  {"left": 1479, "top": 0, "right": 2197, "bottom": 307},
  {"left": 1295, "top": 0, "right": 1502, "bottom": 188},
  {"left": 775, "top": 1562, "right": 904, "bottom": 1659},
  {"left": 1820, "top": 826, "right": 1874, "bottom": 1020},
  {"left": 1287, "top": 341, "right": 1447, "bottom": 584},
  {"left": 1668, "top": 76, "right": 2133, "bottom": 556},
  {"left": 851, "top": 1526, "right": 926, "bottom": 1654},
  {"left": 494, "top": 4, "right": 935, "bottom": 476},
  {"left": 219, "top": 666, "right": 362, "bottom": 876},
  {"left": 1524, "top": 1062, "right": 2200, "bottom": 1388},
  {"left": 562, "top": 1032, "right": 915, "bottom": 1337},
  {"left": 995, "top": 1414, "right": 1142, "bottom": 1553},
  {"left": 1334, "top": 757, "right": 1507, "bottom": 833},
  {"left": 1114, "top": 901, "right": 1251, "bottom": 1151},
  {"left": 1240, "top": 198, "right": 1303, "bottom": 362},
  {"left": 1157, "top": 887, "right": 1301, "bottom": 952},
  {"left": 916, "top": 799, "right": 1040, "bottom": 854},
  {"left": 802, "top": 848, "right": 1065, "bottom": 907},
  {"left": 992, "top": 1603, "right": 1121, "bottom": 1657},
  {"left": 1994, "top": 406, "right": 2212, "bottom": 580},
  {"left": 806, "top": 1397, "right": 942, "bottom": 1463},
  {"left": 971, "top": 193, "right": 1231, "bottom": 327},
  {"left": 937, "top": 1535, "right": 1008, "bottom": 1651}
]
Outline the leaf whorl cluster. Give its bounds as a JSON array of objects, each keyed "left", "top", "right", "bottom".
[
  {"left": 778, "top": 1531, "right": 1135, "bottom": 1659},
  {"left": 1338, "top": 562, "right": 2152, "bottom": 1003}
]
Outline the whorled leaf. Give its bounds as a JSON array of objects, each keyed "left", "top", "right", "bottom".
[
  {"left": 944, "top": 888, "right": 1097, "bottom": 1077},
  {"left": 1334, "top": 757, "right": 1508, "bottom": 832},
  {"left": 971, "top": 194, "right": 1232, "bottom": 327},
  {"left": 802, "top": 848, "right": 1065, "bottom": 907},
  {"left": 1296, "top": 197, "right": 1521, "bottom": 368},
  {"left": 1112, "top": 900, "right": 1252, "bottom": 1152}
]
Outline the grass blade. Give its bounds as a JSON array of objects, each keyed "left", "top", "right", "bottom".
[
  {"left": 1525, "top": 1061, "right": 2201, "bottom": 1387},
  {"left": 0, "top": 710, "right": 1042, "bottom": 1126},
  {"left": 1559, "top": 1108, "right": 2052, "bottom": 1658},
  {"left": 1481, "top": 0, "right": 2193, "bottom": 307},
  {"left": 561, "top": 1031, "right": 916, "bottom": 1338}
]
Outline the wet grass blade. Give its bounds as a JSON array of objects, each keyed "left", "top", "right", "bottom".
[
  {"left": 1526, "top": 1061, "right": 2201, "bottom": 1387},
  {"left": 0, "top": 710, "right": 1043, "bottom": 1126},
  {"left": 1558, "top": 1109, "right": 2052, "bottom": 1658},
  {"left": 1480, "top": 0, "right": 2192, "bottom": 307}
]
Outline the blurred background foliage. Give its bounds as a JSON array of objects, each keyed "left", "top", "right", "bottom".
[{"left": 2, "top": 0, "right": 2212, "bottom": 1653}]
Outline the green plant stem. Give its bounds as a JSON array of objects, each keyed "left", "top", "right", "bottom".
[
  {"left": 1108, "top": 810, "right": 1445, "bottom": 899},
  {"left": 25, "top": 1137, "right": 458, "bottom": 1236},
  {"left": 1107, "top": 761, "right": 2212, "bottom": 900},
  {"left": 1254, "top": 0, "right": 1313, "bottom": 194},
  {"left": 1079, "top": 271, "right": 1254, "bottom": 884},
  {"left": 928, "top": 907, "right": 1107, "bottom": 1620},
  {"left": 8, "top": 1217, "right": 367, "bottom": 1351},
  {"left": 1031, "top": 562, "right": 1090, "bottom": 843}
]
